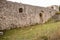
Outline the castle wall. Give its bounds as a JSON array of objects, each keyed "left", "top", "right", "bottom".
[
  {"left": 47, "top": 5, "right": 59, "bottom": 12},
  {"left": 0, "top": 0, "right": 57, "bottom": 30},
  {"left": 52, "top": 13, "right": 60, "bottom": 22}
]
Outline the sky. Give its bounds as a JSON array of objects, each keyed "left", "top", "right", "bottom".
[{"left": 7, "top": 0, "right": 60, "bottom": 7}]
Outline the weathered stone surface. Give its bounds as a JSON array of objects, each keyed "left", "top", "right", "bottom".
[
  {"left": 47, "top": 5, "right": 59, "bottom": 12},
  {"left": 52, "top": 13, "right": 60, "bottom": 22},
  {"left": 0, "top": 0, "right": 58, "bottom": 30},
  {"left": 0, "top": 32, "right": 3, "bottom": 35}
]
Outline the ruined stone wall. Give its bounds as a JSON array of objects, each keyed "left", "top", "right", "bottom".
[
  {"left": 47, "top": 5, "right": 59, "bottom": 12},
  {"left": 0, "top": 0, "right": 57, "bottom": 30},
  {"left": 52, "top": 13, "right": 60, "bottom": 22}
]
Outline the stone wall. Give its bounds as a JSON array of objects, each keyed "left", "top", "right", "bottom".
[
  {"left": 52, "top": 13, "right": 60, "bottom": 22},
  {"left": 0, "top": 0, "right": 57, "bottom": 30},
  {"left": 47, "top": 5, "right": 59, "bottom": 12}
]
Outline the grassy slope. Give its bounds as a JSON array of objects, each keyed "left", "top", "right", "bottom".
[{"left": 0, "top": 22, "right": 60, "bottom": 40}]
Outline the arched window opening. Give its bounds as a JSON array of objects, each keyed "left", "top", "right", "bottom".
[
  {"left": 39, "top": 13, "right": 43, "bottom": 23},
  {"left": 19, "top": 8, "right": 23, "bottom": 13},
  {"left": 39, "top": 13, "right": 42, "bottom": 17}
]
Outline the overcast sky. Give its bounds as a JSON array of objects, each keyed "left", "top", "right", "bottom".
[{"left": 7, "top": 0, "right": 60, "bottom": 7}]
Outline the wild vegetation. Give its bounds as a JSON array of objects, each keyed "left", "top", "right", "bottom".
[{"left": 0, "top": 21, "right": 60, "bottom": 40}]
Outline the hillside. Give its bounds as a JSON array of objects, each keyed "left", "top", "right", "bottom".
[{"left": 0, "top": 21, "right": 60, "bottom": 40}]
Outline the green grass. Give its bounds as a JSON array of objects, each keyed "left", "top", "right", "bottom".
[
  {"left": 56, "top": 12, "right": 60, "bottom": 14},
  {"left": 0, "top": 22, "right": 60, "bottom": 40}
]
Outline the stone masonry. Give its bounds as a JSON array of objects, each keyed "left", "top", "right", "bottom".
[{"left": 0, "top": 0, "right": 58, "bottom": 30}]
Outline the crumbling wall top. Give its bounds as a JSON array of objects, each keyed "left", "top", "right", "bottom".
[{"left": 0, "top": 0, "right": 6, "bottom": 2}]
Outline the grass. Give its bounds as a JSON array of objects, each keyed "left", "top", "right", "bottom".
[
  {"left": 56, "top": 12, "right": 60, "bottom": 14},
  {"left": 0, "top": 22, "right": 60, "bottom": 40}
]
